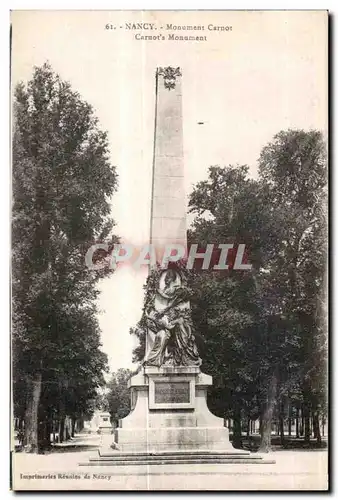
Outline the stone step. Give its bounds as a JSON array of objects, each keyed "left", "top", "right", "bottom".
[
  {"left": 79, "top": 450, "right": 275, "bottom": 467},
  {"left": 99, "top": 449, "right": 251, "bottom": 458},
  {"left": 91, "top": 454, "right": 262, "bottom": 462},
  {"left": 80, "top": 457, "right": 275, "bottom": 466}
]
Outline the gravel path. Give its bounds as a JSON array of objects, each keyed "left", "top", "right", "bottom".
[{"left": 12, "top": 435, "right": 328, "bottom": 491}]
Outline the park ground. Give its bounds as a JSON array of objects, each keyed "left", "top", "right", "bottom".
[{"left": 12, "top": 433, "right": 328, "bottom": 491}]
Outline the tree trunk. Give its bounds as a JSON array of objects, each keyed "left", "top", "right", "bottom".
[
  {"left": 59, "top": 418, "right": 65, "bottom": 443},
  {"left": 279, "top": 414, "right": 284, "bottom": 446},
  {"left": 65, "top": 417, "right": 71, "bottom": 441},
  {"left": 300, "top": 414, "right": 304, "bottom": 437},
  {"left": 46, "top": 410, "right": 52, "bottom": 448},
  {"left": 312, "top": 416, "right": 317, "bottom": 438},
  {"left": 296, "top": 407, "right": 300, "bottom": 438},
  {"left": 246, "top": 417, "right": 250, "bottom": 438},
  {"left": 313, "top": 412, "right": 321, "bottom": 445},
  {"left": 52, "top": 419, "right": 56, "bottom": 444},
  {"left": 38, "top": 415, "right": 51, "bottom": 451},
  {"left": 71, "top": 417, "right": 76, "bottom": 438},
  {"left": 288, "top": 413, "right": 292, "bottom": 437},
  {"left": 303, "top": 403, "right": 311, "bottom": 445},
  {"left": 55, "top": 419, "right": 59, "bottom": 442},
  {"left": 258, "top": 373, "right": 277, "bottom": 453},
  {"left": 23, "top": 374, "right": 42, "bottom": 453},
  {"left": 17, "top": 418, "right": 25, "bottom": 447},
  {"left": 232, "top": 407, "right": 242, "bottom": 449},
  {"left": 279, "top": 399, "right": 284, "bottom": 446}
]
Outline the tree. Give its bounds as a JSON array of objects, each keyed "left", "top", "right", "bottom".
[
  {"left": 258, "top": 129, "right": 327, "bottom": 448},
  {"left": 12, "top": 63, "right": 118, "bottom": 452},
  {"left": 188, "top": 130, "right": 327, "bottom": 452},
  {"left": 105, "top": 369, "right": 133, "bottom": 426},
  {"left": 188, "top": 165, "right": 272, "bottom": 449}
]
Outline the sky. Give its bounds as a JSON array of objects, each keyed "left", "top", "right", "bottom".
[{"left": 11, "top": 10, "right": 328, "bottom": 373}]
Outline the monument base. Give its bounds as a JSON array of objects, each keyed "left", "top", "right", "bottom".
[
  {"left": 81, "top": 366, "right": 275, "bottom": 466},
  {"left": 114, "top": 366, "right": 233, "bottom": 452}
]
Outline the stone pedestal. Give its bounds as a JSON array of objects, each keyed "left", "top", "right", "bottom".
[
  {"left": 97, "top": 411, "right": 113, "bottom": 432},
  {"left": 113, "top": 366, "right": 233, "bottom": 453},
  {"left": 81, "top": 365, "right": 275, "bottom": 466},
  {"left": 97, "top": 411, "right": 113, "bottom": 450}
]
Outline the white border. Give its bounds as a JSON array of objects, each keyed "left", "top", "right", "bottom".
[{"left": 3, "top": 2, "right": 333, "bottom": 499}]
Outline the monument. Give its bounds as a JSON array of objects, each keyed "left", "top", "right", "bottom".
[{"left": 82, "top": 67, "right": 274, "bottom": 466}]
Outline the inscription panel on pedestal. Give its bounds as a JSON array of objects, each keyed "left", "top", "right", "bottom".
[
  {"left": 149, "top": 377, "right": 195, "bottom": 409},
  {"left": 154, "top": 381, "right": 190, "bottom": 404}
]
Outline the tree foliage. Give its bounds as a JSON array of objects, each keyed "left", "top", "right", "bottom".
[
  {"left": 104, "top": 369, "right": 133, "bottom": 424},
  {"left": 187, "top": 130, "right": 327, "bottom": 451},
  {"left": 12, "top": 63, "right": 118, "bottom": 451}
]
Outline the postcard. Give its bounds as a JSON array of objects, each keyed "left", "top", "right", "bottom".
[{"left": 11, "top": 10, "right": 328, "bottom": 491}]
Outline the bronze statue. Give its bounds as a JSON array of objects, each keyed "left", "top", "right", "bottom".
[{"left": 143, "top": 269, "right": 201, "bottom": 367}]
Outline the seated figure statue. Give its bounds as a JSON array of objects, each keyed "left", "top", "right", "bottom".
[{"left": 142, "top": 268, "right": 201, "bottom": 367}]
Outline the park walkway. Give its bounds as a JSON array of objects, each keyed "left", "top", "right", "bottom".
[{"left": 12, "top": 433, "right": 328, "bottom": 491}]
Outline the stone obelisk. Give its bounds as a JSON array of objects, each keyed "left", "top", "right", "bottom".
[
  {"left": 105, "top": 68, "right": 235, "bottom": 453},
  {"left": 150, "top": 66, "right": 187, "bottom": 253}
]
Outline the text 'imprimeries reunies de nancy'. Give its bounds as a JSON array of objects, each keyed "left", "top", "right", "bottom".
[{"left": 20, "top": 473, "right": 129, "bottom": 481}]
